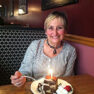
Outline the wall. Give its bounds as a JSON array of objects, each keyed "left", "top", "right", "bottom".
[{"left": 5, "top": 0, "right": 94, "bottom": 38}]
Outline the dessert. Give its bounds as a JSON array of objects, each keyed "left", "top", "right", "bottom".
[
  {"left": 37, "top": 76, "right": 57, "bottom": 94},
  {"left": 31, "top": 76, "right": 73, "bottom": 94}
]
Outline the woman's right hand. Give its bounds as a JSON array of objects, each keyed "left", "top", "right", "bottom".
[{"left": 10, "top": 71, "right": 26, "bottom": 87}]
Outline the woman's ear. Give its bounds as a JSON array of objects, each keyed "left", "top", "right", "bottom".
[
  {"left": 44, "top": 27, "right": 47, "bottom": 35},
  {"left": 45, "top": 31, "right": 47, "bottom": 35}
]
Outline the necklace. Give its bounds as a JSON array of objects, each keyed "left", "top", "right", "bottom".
[{"left": 47, "top": 39, "right": 62, "bottom": 54}]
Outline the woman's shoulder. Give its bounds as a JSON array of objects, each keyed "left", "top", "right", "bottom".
[
  {"left": 29, "top": 38, "right": 45, "bottom": 48},
  {"left": 63, "top": 41, "right": 76, "bottom": 51},
  {"left": 32, "top": 38, "right": 44, "bottom": 44},
  {"left": 26, "top": 38, "right": 45, "bottom": 54}
]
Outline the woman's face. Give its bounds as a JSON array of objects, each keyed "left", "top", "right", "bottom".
[{"left": 45, "top": 18, "right": 65, "bottom": 44}]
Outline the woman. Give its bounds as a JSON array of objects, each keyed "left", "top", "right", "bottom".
[{"left": 10, "top": 11, "right": 76, "bottom": 87}]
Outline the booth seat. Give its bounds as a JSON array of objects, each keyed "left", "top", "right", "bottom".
[
  {"left": 0, "top": 26, "right": 46, "bottom": 85},
  {"left": 2, "top": 26, "right": 94, "bottom": 86}
]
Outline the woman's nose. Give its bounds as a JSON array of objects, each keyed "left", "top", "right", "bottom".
[{"left": 53, "top": 29, "right": 58, "bottom": 36}]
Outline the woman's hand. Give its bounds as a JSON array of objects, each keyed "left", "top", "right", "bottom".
[{"left": 10, "top": 71, "right": 26, "bottom": 87}]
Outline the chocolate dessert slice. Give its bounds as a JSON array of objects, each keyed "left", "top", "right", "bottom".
[{"left": 37, "top": 78, "right": 57, "bottom": 94}]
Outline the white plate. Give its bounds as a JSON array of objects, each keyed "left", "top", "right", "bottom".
[
  {"left": 57, "top": 79, "right": 73, "bottom": 94},
  {"left": 31, "top": 78, "right": 73, "bottom": 94}
]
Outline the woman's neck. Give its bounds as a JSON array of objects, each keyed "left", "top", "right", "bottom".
[
  {"left": 47, "top": 39, "right": 61, "bottom": 48},
  {"left": 46, "top": 39, "right": 62, "bottom": 54}
]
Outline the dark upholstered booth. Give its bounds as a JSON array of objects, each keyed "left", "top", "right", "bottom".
[{"left": 0, "top": 26, "right": 46, "bottom": 85}]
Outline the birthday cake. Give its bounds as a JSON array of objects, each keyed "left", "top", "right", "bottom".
[{"left": 31, "top": 76, "right": 73, "bottom": 94}]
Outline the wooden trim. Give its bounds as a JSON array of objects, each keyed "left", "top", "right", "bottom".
[{"left": 64, "top": 34, "right": 94, "bottom": 47}]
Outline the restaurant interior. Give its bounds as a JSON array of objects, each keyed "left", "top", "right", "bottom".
[{"left": 0, "top": 0, "right": 94, "bottom": 93}]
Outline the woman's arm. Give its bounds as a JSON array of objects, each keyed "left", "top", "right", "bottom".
[
  {"left": 19, "top": 40, "right": 38, "bottom": 77},
  {"left": 63, "top": 48, "right": 77, "bottom": 76}
]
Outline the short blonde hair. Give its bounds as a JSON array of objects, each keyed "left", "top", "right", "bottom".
[{"left": 44, "top": 11, "right": 68, "bottom": 30}]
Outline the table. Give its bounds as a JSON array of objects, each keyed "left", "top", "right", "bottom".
[{"left": 0, "top": 74, "right": 94, "bottom": 94}]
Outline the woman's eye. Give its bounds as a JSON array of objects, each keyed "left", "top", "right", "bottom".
[
  {"left": 47, "top": 26, "right": 64, "bottom": 31},
  {"left": 57, "top": 26, "right": 64, "bottom": 30},
  {"left": 48, "top": 26, "right": 53, "bottom": 30}
]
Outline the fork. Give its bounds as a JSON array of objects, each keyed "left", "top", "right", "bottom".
[{"left": 22, "top": 75, "right": 36, "bottom": 81}]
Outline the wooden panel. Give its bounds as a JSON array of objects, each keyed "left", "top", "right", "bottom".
[{"left": 64, "top": 34, "right": 94, "bottom": 47}]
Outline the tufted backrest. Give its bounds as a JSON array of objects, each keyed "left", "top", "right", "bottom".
[{"left": 0, "top": 27, "right": 46, "bottom": 85}]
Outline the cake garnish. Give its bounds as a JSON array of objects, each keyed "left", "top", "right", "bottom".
[{"left": 64, "top": 85, "right": 71, "bottom": 92}]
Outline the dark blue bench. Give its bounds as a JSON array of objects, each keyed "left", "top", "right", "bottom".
[{"left": 0, "top": 26, "right": 46, "bottom": 85}]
